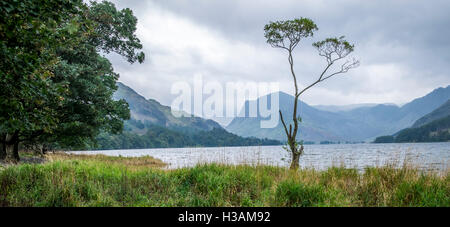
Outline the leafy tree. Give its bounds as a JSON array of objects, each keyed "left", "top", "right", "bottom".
[
  {"left": 0, "top": 0, "right": 84, "bottom": 161},
  {"left": 264, "top": 18, "right": 359, "bottom": 170},
  {"left": 41, "top": 1, "right": 144, "bottom": 150},
  {"left": 0, "top": 0, "right": 144, "bottom": 161}
]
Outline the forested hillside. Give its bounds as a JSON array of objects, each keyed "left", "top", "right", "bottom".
[
  {"left": 374, "top": 99, "right": 450, "bottom": 143},
  {"left": 94, "top": 124, "right": 280, "bottom": 150},
  {"left": 91, "top": 82, "right": 281, "bottom": 150}
]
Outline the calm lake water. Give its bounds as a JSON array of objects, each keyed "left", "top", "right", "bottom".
[{"left": 71, "top": 142, "right": 450, "bottom": 172}]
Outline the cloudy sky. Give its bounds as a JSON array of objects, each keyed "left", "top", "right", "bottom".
[{"left": 105, "top": 0, "right": 450, "bottom": 111}]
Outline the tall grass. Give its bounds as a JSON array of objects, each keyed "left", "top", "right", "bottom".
[{"left": 0, "top": 154, "right": 448, "bottom": 207}]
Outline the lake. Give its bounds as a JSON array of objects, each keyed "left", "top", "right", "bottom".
[{"left": 70, "top": 142, "right": 450, "bottom": 172}]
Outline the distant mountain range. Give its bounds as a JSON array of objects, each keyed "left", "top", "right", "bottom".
[
  {"left": 375, "top": 100, "right": 450, "bottom": 143},
  {"left": 93, "top": 82, "right": 281, "bottom": 149},
  {"left": 313, "top": 103, "right": 380, "bottom": 112},
  {"left": 226, "top": 85, "right": 450, "bottom": 142},
  {"left": 107, "top": 82, "right": 450, "bottom": 147}
]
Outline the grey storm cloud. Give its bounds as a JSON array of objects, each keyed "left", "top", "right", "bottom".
[{"left": 105, "top": 0, "right": 450, "bottom": 109}]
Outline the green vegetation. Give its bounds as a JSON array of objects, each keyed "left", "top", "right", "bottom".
[
  {"left": 95, "top": 82, "right": 281, "bottom": 150},
  {"left": 374, "top": 115, "right": 450, "bottom": 143},
  {"left": 373, "top": 136, "right": 395, "bottom": 143},
  {"left": 412, "top": 99, "right": 450, "bottom": 128},
  {"left": 395, "top": 116, "right": 450, "bottom": 142},
  {"left": 1, "top": 154, "right": 448, "bottom": 207},
  {"left": 1, "top": 1, "right": 143, "bottom": 161},
  {"left": 94, "top": 125, "right": 281, "bottom": 150}
]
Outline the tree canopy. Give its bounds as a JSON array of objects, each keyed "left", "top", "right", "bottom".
[{"left": 0, "top": 0, "right": 144, "bottom": 161}]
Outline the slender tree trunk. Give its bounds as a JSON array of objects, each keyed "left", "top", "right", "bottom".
[{"left": 290, "top": 151, "right": 300, "bottom": 170}]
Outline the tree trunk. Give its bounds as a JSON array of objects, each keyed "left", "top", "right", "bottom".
[
  {"left": 42, "top": 144, "right": 48, "bottom": 155},
  {"left": 4, "top": 133, "right": 19, "bottom": 163},
  {"left": 290, "top": 151, "right": 300, "bottom": 170},
  {"left": 0, "top": 141, "right": 5, "bottom": 160},
  {"left": 288, "top": 142, "right": 303, "bottom": 170},
  {"left": 13, "top": 140, "right": 20, "bottom": 161}
]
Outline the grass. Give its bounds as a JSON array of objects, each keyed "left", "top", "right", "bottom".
[{"left": 0, "top": 153, "right": 448, "bottom": 207}]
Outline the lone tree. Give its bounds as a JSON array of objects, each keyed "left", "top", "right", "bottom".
[{"left": 264, "top": 18, "right": 359, "bottom": 170}]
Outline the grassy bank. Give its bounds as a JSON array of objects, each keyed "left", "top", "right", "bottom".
[{"left": 0, "top": 153, "right": 448, "bottom": 207}]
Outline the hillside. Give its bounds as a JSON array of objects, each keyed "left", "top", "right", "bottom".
[
  {"left": 226, "top": 92, "right": 375, "bottom": 142},
  {"left": 412, "top": 99, "right": 450, "bottom": 128},
  {"left": 92, "top": 82, "right": 281, "bottom": 149},
  {"left": 226, "top": 85, "right": 450, "bottom": 142},
  {"left": 96, "top": 125, "right": 280, "bottom": 150},
  {"left": 374, "top": 100, "right": 450, "bottom": 143},
  {"left": 114, "top": 82, "right": 221, "bottom": 133},
  {"left": 395, "top": 116, "right": 450, "bottom": 142},
  {"left": 374, "top": 115, "right": 450, "bottom": 143},
  {"left": 313, "top": 103, "right": 379, "bottom": 112}
]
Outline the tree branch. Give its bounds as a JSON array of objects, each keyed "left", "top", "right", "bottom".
[{"left": 279, "top": 110, "right": 290, "bottom": 138}]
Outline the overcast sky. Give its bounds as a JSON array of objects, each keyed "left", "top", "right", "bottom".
[{"left": 105, "top": 0, "right": 450, "bottom": 109}]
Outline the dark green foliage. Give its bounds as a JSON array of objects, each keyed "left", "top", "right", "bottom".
[
  {"left": 264, "top": 18, "right": 318, "bottom": 49},
  {"left": 0, "top": 0, "right": 87, "bottom": 160},
  {"left": 395, "top": 116, "right": 450, "bottom": 142},
  {"left": 42, "top": 1, "right": 145, "bottom": 149},
  {"left": 412, "top": 99, "right": 450, "bottom": 128},
  {"left": 0, "top": 0, "right": 145, "bottom": 158},
  {"left": 374, "top": 115, "right": 450, "bottom": 143},
  {"left": 0, "top": 0, "right": 83, "bottom": 134},
  {"left": 93, "top": 124, "right": 281, "bottom": 150},
  {"left": 87, "top": 1, "right": 145, "bottom": 64},
  {"left": 373, "top": 136, "right": 395, "bottom": 143}
]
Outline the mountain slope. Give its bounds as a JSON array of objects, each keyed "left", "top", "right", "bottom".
[
  {"left": 114, "top": 82, "right": 221, "bottom": 133},
  {"left": 412, "top": 99, "right": 450, "bottom": 128},
  {"left": 92, "top": 82, "right": 281, "bottom": 149},
  {"left": 226, "top": 85, "right": 450, "bottom": 142},
  {"left": 226, "top": 92, "right": 375, "bottom": 142},
  {"left": 313, "top": 103, "right": 379, "bottom": 112}
]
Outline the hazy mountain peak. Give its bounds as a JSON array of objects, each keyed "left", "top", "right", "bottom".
[
  {"left": 114, "top": 82, "right": 222, "bottom": 132},
  {"left": 226, "top": 85, "right": 450, "bottom": 142}
]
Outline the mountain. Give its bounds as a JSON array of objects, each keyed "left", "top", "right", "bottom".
[
  {"left": 340, "top": 85, "right": 450, "bottom": 137},
  {"left": 92, "top": 82, "right": 281, "bottom": 149},
  {"left": 411, "top": 99, "right": 450, "bottom": 128},
  {"left": 313, "top": 103, "right": 379, "bottom": 112},
  {"left": 374, "top": 115, "right": 450, "bottom": 143},
  {"left": 373, "top": 99, "right": 450, "bottom": 143},
  {"left": 114, "top": 82, "right": 221, "bottom": 134},
  {"left": 226, "top": 92, "right": 375, "bottom": 142},
  {"left": 95, "top": 125, "right": 281, "bottom": 150},
  {"left": 226, "top": 85, "right": 450, "bottom": 142}
]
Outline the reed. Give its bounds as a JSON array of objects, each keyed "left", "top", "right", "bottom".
[{"left": 0, "top": 153, "right": 448, "bottom": 207}]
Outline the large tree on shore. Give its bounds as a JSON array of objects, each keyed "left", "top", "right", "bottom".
[
  {"left": 264, "top": 18, "right": 359, "bottom": 170},
  {"left": 0, "top": 0, "right": 84, "bottom": 161},
  {"left": 0, "top": 0, "right": 145, "bottom": 162},
  {"left": 39, "top": 1, "right": 144, "bottom": 150}
]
